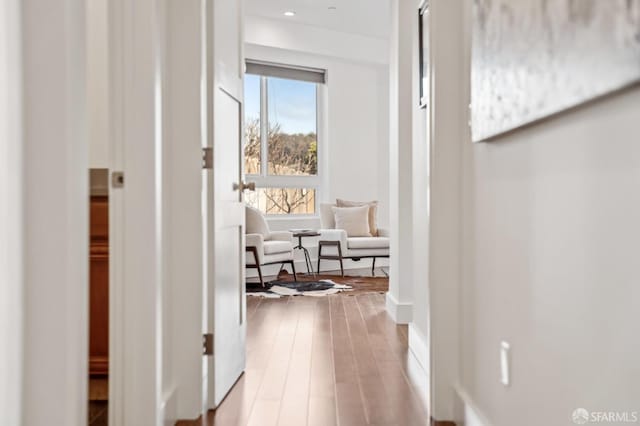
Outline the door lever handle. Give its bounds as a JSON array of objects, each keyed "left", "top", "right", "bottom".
[{"left": 233, "top": 181, "right": 256, "bottom": 192}]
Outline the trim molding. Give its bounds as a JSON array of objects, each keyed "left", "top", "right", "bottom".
[
  {"left": 454, "top": 385, "right": 493, "bottom": 426},
  {"left": 89, "top": 356, "right": 108, "bottom": 377},
  {"left": 89, "top": 168, "right": 109, "bottom": 196},
  {"left": 175, "top": 416, "right": 202, "bottom": 426},
  {"left": 432, "top": 420, "right": 456, "bottom": 426},
  {"left": 406, "top": 323, "right": 429, "bottom": 409},
  {"left": 385, "top": 292, "right": 413, "bottom": 324},
  {"left": 408, "top": 323, "right": 429, "bottom": 372},
  {"left": 161, "top": 387, "right": 177, "bottom": 426}
]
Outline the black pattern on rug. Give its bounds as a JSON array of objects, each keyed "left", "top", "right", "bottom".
[{"left": 246, "top": 279, "right": 352, "bottom": 297}]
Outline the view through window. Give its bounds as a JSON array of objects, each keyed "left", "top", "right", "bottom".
[{"left": 244, "top": 68, "right": 320, "bottom": 215}]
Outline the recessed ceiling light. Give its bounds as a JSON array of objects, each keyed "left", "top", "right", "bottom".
[{"left": 283, "top": 10, "right": 296, "bottom": 16}]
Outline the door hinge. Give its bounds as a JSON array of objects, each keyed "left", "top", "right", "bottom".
[
  {"left": 203, "top": 333, "right": 213, "bottom": 356},
  {"left": 111, "top": 171, "right": 124, "bottom": 188},
  {"left": 202, "top": 147, "right": 213, "bottom": 170}
]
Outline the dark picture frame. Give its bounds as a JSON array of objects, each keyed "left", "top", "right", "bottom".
[{"left": 418, "top": 1, "right": 429, "bottom": 108}]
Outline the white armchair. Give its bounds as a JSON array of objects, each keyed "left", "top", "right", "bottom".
[
  {"left": 317, "top": 203, "right": 389, "bottom": 276},
  {"left": 245, "top": 206, "right": 297, "bottom": 286}
]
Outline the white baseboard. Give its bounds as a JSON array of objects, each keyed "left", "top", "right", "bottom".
[
  {"left": 406, "top": 323, "right": 429, "bottom": 409},
  {"left": 454, "top": 385, "right": 493, "bottom": 426},
  {"left": 161, "top": 386, "right": 177, "bottom": 426},
  {"left": 385, "top": 292, "right": 413, "bottom": 324},
  {"left": 405, "top": 325, "right": 492, "bottom": 426},
  {"left": 408, "top": 323, "right": 429, "bottom": 373}
]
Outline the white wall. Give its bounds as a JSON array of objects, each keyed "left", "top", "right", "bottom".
[
  {"left": 0, "top": 1, "right": 23, "bottom": 423},
  {"left": 163, "top": 0, "right": 205, "bottom": 420},
  {"left": 387, "top": 0, "right": 415, "bottom": 324},
  {"left": 107, "top": 0, "right": 214, "bottom": 423},
  {"left": 413, "top": 1, "right": 466, "bottom": 421},
  {"left": 108, "top": 0, "right": 164, "bottom": 423},
  {"left": 427, "top": 1, "right": 640, "bottom": 424},
  {"left": 410, "top": 5, "right": 430, "bottom": 356},
  {"left": 244, "top": 15, "right": 388, "bottom": 66},
  {"left": 19, "top": 0, "right": 89, "bottom": 424},
  {"left": 95, "top": 0, "right": 197, "bottom": 422},
  {"left": 461, "top": 86, "right": 640, "bottom": 426},
  {"left": 244, "top": 15, "right": 390, "bottom": 273},
  {"left": 400, "top": 0, "right": 431, "bottom": 403},
  {"left": 87, "top": 0, "right": 109, "bottom": 168}
]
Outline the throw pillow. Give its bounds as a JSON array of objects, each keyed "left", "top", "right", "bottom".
[
  {"left": 332, "top": 205, "right": 372, "bottom": 237},
  {"left": 336, "top": 198, "right": 379, "bottom": 236}
]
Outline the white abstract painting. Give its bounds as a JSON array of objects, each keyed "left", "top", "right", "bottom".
[{"left": 471, "top": 0, "right": 640, "bottom": 142}]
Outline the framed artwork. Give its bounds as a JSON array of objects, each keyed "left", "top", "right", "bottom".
[
  {"left": 419, "top": 1, "right": 429, "bottom": 108},
  {"left": 471, "top": 0, "right": 640, "bottom": 142}
]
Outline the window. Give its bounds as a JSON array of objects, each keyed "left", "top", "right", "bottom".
[{"left": 244, "top": 61, "right": 325, "bottom": 215}]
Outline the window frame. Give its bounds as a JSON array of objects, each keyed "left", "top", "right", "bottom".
[{"left": 244, "top": 72, "right": 323, "bottom": 217}]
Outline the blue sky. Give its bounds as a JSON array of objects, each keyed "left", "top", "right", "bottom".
[{"left": 244, "top": 74, "right": 317, "bottom": 135}]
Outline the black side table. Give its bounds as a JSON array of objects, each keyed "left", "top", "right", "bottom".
[{"left": 291, "top": 231, "right": 320, "bottom": 276}]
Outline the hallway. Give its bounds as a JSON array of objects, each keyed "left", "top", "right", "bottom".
[{"left": 203, "top": 294, "right": 428, "bottom": 426}]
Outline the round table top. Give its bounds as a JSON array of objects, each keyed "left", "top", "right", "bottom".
[{"left": 291, "top": 230, "right": 320, "bottom": 237}]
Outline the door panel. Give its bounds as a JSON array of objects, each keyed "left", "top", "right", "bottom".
[
  {"left": 213, "top": 0, "right": 242, "bottom": 82},
  {"left": 205, "top": 0, "right": 245, "bottom": 409},
  {"left": 212, "top": 90, "right": 245, "bottom": 406}
]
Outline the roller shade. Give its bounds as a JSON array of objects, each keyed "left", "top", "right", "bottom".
[{"left": 245, "top": 60, "right": 326, "bottom": 84}]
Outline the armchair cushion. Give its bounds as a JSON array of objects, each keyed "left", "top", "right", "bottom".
[
  {"left": 263, "top": 240, "right": 293, "bottom": 255},
  {"left": 268, "top": 231, "right": 294, "bottom": 243},
  {"left": 347, "top": 237, "right": 389, "bottom": 250},
  {"left": 246, "top": 233, "right": 293, "bottom": 265}
]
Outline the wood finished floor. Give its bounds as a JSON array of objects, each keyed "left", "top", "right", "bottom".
[
  {"left": 88, "top": 378, "right": 108, "bottom": 426},
  {"left": 203, "top": 292, "right": 429, "bottom": 426}
]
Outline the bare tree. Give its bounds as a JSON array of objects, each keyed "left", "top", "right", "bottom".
[
  {"left": 244, "top": 117, "right": 317, "bottom": 214},
  {"left": 263, "top": 188, "right": 313, "bottom": 214},
  {"left": 244, "top": 117, "right": 261, "bottom": 174}
]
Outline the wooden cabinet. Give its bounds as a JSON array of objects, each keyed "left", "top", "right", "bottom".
[{"left": 89, "top": 194, "right": 109, "bottom": 376}]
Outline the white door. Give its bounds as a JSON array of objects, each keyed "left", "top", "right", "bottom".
[{"left": 204, "top": 0, "right": 247, "bottom": 409}]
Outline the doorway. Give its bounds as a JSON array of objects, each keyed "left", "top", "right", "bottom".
[
  {"left": 87, "top": 169, "right": 109, "bottom": 426},
  {"left": 205, "top": 0, "right": 429, "bottom": 424},
  {"left": 86, "top": 0, "right": 112, "bottom": 422},
  {"left": 86, "top": 0, "right": 433, "bottom": 424}
]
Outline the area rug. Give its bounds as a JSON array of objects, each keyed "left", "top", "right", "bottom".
[
  {"left": 246, "top": 280, "right": 352, "bottom": 298},
  {"left": 246, "top": 271, "right": 389, "bottom": 297}
]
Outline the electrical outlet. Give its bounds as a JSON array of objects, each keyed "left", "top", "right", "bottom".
[{"left": 500, "top": 341, "right": 510, "bottom": 386}]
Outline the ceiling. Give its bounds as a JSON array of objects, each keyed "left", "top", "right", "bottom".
[{"left": 244, "top": 0, "right": 391, "bottom": 39}]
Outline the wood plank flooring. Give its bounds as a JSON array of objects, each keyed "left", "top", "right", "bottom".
[
  {"left": 88, "top": 378, "right": 108, "bottom": 426},
  {"left": 204, "top": 293, "right": 429, "bottom": 426}
]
